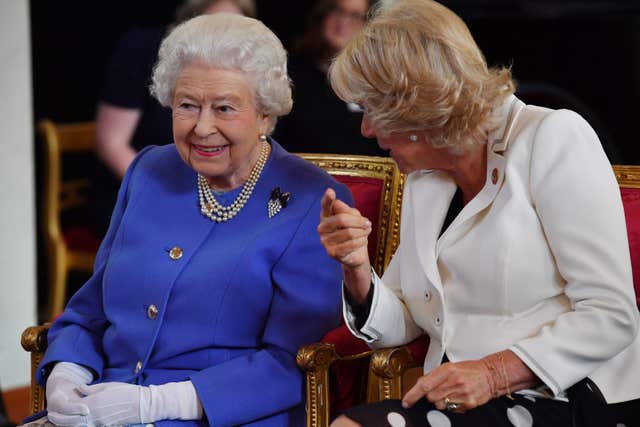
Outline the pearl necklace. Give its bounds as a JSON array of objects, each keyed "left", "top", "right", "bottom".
[{"left": 197, "top": 141, "right": 270, "bottom": 223}]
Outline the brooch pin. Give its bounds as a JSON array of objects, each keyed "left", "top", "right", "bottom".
[{"left": 268, "top": 187, "right": 291, "bottom": 218}]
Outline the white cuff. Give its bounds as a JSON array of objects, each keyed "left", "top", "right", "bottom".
[{"left": 145, "top": 380, "right": 203, "bottom": 422}]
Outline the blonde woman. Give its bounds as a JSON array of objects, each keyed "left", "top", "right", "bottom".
[{"left": 318, "top": 0, "right": 640, "bottom": 425}]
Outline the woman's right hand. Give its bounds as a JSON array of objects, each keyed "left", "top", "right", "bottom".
[
  {"left": 45, "top": 362, "right": 93, "bottom": 425},
  {"left": 318, "top": 188, "right": 373, "bottom": 303}
]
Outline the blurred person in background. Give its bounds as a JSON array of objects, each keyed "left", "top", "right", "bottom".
[{"left": 274, "top": 0, "right": 387, "bottom": 156}]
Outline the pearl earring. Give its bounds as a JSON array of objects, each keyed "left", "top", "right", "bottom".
[
  {"left": 408, "top": 134, "right": 419, "bottom": 142},
  {"left": 259, "top": 134, "right": 267, "bottom": 141}
]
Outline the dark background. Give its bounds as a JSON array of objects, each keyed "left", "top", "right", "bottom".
[{"left": 31, "top": 0, "right": 640, "bottom": 163}]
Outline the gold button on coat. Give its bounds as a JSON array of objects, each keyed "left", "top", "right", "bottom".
[
  {"left": 169, "top": 246, "right": 183, "bottom": 260},
  {"left": 491, "top": 168, "right": 499, "bottom": 184},
  {"left": 135, "top": 360, "right": 142, "bottom": 374},
  {"left": 147, "top": 304, "right": 159, "bottom": 320}
]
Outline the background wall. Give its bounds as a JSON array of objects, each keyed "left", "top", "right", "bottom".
[{"left": 0, "top": 0, "right": 36, "bottom": 389}]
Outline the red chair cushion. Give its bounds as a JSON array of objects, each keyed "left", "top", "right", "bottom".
[
  {"left": 621, "top": 187, "right": 640, "bottom": 308},
  {"left": 323, "top": 175, "right": 384, "bottom": 413},
  {"left": 327, "top": 325, "right": 372, "bottom": 413},
  {"left": 333, "top": 175, "right": 383, "bottom": 265},
  {"left": 63, "top": 226, "right": 101, "bottom": 252}
]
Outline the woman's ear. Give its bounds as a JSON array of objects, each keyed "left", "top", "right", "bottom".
[{"left": 259, "top": 114, "right": 271, "bottom": 136}]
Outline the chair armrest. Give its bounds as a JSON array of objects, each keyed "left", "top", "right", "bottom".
[
  {"left": 297, "top": 342, "right": 339, "bottom": 427},
  {"left": 297, "top": 326, "right": 374, "bottom": 427},
  {"left": 21, "top": 324, "right": 50, "bottom": 415},
  {"left": 370, "top": 335, "right": 430, "bottom": 400}
]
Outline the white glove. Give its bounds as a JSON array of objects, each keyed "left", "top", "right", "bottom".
[
  {"left": 45, "top": 362, "right": 93, "bottom": 426},
  {"left": 77, "top": 380, "right": 202, "bottom": 426}
]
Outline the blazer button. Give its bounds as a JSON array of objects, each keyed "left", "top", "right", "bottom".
[
  {"left": 134, "top": 360, "right": 142, "bottom": 374},
  {"left": 491, "top": 168, "right": 499, "bottom": 184},
  {"left": 435, "top": 316, "right": 442, "bottom": 325},
  {"left": 147, "top": 304, "right": 159, "bottom": 320},
  {"left": 169, "top": 246, "right": 183, "bottom": 260},
  {"left": 425, "top": 291, "right": 432, "bottom": 302}
]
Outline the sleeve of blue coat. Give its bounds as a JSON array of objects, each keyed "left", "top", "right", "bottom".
[
  {"left": 190, "top": 183, "right": 353, "bottom": 426},
  {"left": 37, "top": 146, "right": 155, "bottom": 384}
]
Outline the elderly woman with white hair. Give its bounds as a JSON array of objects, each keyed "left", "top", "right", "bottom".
[
  {"left": 319, "top": 0, "right": 640, "bottom": 426},
  {"left": 36, "top": 13, "right": 352, "bottom": 427}
]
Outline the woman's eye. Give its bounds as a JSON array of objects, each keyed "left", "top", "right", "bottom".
[
  {"left": 179, "top": 102, "right": 198, "bottom": 111},
  {"left": 217, "top": 105, "right": 234, "bottom": 113}
]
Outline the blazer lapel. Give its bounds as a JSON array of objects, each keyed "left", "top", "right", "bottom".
[
  {"left": 411, "top": 170, "right": 457, "bottom": 293},
  {"left": 436, "top": 95, "right": 525, "bottom": 257}
]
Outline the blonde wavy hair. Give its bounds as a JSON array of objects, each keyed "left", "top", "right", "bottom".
[{"left": 329, "top": 0, "right": 515, "bottom": 150}]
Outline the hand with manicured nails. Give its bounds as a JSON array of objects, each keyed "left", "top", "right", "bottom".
[
  {"left": 401, "top": 351, "right": 539, "bottom": 413},
  {"left": 401, "top": 360, "right": 495, "bottom": 413},
  {"left": 317, "top": 188, "right": 373, "bottom": 304}
]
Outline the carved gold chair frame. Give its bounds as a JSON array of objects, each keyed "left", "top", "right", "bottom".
[
  {"left": 38, "top": 119, "right": 97, "bottom": 321},
  {"left": 295, "top": 153, "right": 405, "bottom": 427}
]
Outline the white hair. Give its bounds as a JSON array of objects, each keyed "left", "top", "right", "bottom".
[{"left": 150, "top": 13, "right": 292, "bottom": 133}]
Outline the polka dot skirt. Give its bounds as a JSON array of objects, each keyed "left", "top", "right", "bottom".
[{"left": 342, "top": 395, "right": 637, "bottom": 427}]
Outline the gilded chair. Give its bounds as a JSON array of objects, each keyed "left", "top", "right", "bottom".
[
  {"left": 37, "top": 119, "right": 100, "bottom": 321},
  {"left": 294, "top": 153, "right": 406, "bottom": 427},
  {"left": 365, "top": 164, "right": 640, "bottom": 401}
]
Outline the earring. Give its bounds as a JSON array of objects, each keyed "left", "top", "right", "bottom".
[
  {"left": 408, "top": 134, "right": 419, "bottom": 142},
  {"left": 259, "top": 134, "right": 267, "bottom": 141}
]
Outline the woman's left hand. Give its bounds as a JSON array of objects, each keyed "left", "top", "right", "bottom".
[
  {"left": 78, "top": 379, "right": 202, "bottom": 425},
  {"left": 401, "top": 360, "right": 494, "bottom": 413},
  {"left": 77, "top": 382, "right": 147, "bottom": 426}
]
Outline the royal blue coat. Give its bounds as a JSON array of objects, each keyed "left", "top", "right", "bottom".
[{"left": 38, "top": 141, "right": 352, "bottom": 426}]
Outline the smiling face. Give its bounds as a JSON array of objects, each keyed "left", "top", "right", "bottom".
[{"left": 172, "top": 62, "right": 270, "bottom": 190}]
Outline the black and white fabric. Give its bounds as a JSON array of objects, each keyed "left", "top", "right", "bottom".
[{"left": 342, "top": 395, "right": 637, "bottom": 427}]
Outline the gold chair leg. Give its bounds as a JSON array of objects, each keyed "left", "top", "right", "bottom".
[
  {"left": 21, "top": 324, "right": 50, "bottom": 414},
  {"left": 297, "top": 343, "right": 340, "bottom": 427}
]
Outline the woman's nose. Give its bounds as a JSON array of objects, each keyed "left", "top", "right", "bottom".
[
  {"left": 360, "top": 115, "right": 376, "bottom": 138},
  {"left": 194, "top": 111, "right": 217, "bottom": 137}
]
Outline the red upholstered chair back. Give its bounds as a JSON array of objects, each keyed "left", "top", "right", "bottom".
[
  {"left": 614, "top": 165, "right": 640, "bottom": 308},
  {"left": 296, "top": 153, "right": 404, "bottom": 427},
  {"left": 297, "top": 154, "right": 404, "bottom": 275},
  {"left": 332, "top": 175, "right": 383, "bottom": 270},
  {"left": 37, "top": 120, "right": 101, "bottom": 321}
]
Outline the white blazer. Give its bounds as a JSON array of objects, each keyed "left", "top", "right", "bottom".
[{"left": 345, "top": 95, "right": 640, "bottom": 403}]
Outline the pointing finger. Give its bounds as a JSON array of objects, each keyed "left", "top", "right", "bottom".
[{"left": 321, "top": 188, "right": 336, "bottom": 218}]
